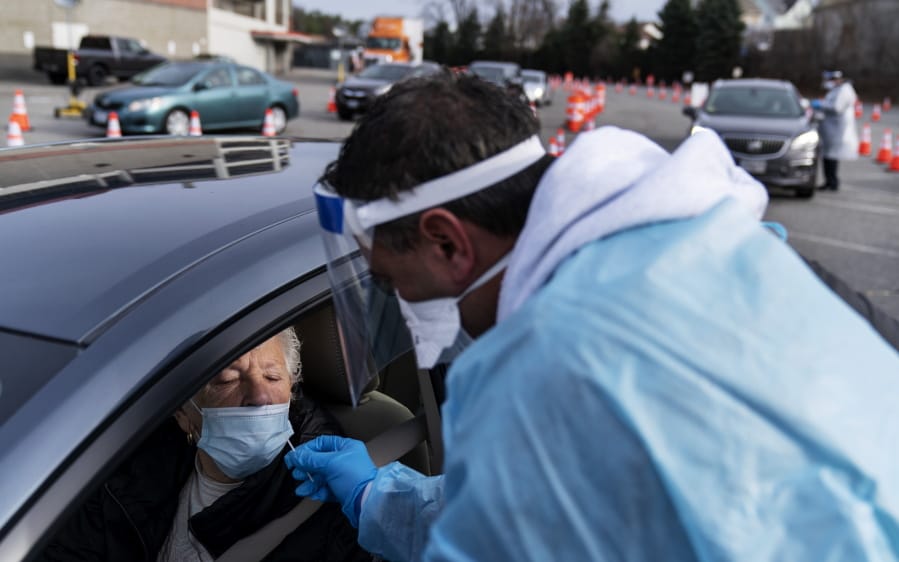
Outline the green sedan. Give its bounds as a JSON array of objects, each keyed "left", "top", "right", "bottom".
[{"left": 86, "top": 60, "right": 300, "bottom": 135}]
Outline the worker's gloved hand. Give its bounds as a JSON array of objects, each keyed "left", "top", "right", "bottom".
[
  {"left": 810, "top": 99, "right": 823, "bottom": 110},
  {"left": 284, "top": 435, "right": 377, "bottom": 527}
]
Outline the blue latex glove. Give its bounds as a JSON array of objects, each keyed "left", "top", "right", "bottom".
[
  {"left": 810, "top": 99, "right": 823, "bottom": 110},
  {"left": 284, "top": 435, "right": 377, "bottom": 527}
]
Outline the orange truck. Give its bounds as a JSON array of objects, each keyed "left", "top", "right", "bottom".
[{"left": 363, "top": 17, "right": 424, "bottom": 66}]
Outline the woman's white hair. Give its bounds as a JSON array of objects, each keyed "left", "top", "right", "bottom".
[{"left": 277, "top": 326, "right": 302, "bottom": 385}]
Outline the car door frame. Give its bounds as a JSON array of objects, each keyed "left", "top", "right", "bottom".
[
  {"left": 190, "top": 65, "right": 240, "bottom": 130},
  {"left": 5, "top": 268, "right": 332, "bottom": 562},
  {"left": 233, "top": 65, "right": 271, "bottom": 128}
]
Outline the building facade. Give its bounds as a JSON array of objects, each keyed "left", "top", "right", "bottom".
[{"left": 1, "top": 0, "right": 305, "bottom": 75}]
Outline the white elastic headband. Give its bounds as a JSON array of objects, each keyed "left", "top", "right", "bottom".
[{"left": 353, "top": 135, "right": 546, "bottom": 230}]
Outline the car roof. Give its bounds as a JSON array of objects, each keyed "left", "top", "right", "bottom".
[
  {"left": 0, "top": 136, "right": 338, "bottom": 344},
  {"left": 713, "top": 78, "right": 795, "bottom": 91},
  {"left": 469, "top": 60, "right": 520, "bottom": 69}
]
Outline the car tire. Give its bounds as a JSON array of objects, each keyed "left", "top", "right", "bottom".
[
  {"left": 164, "top": 108, "right": 190, "bottom": 136},
  {"left": 796, "top": 187, "right": 815, "bottom": 199},
  {"left": 86, "top": 65, "right": 108, "bottom": 87},
  {"left": 337, "top": 107, "right": 353, "bottom": 121},
  {"left": 269, "top": 105, "right": 288, "bottom": 134}
]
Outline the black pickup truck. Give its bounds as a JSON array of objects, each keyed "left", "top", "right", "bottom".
[{"left": 34, "top": 35, "right": 167, "bottom": 86}]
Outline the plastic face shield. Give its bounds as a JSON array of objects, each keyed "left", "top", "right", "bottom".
[{"left": 313, "top": 135, "right": 546, "bottom": 405}]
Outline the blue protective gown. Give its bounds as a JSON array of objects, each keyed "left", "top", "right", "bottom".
[{"left": 357, "top": 129, "right": 899, "bottom": 562}]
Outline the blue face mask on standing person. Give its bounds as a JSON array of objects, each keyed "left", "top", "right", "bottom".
[{"left": 191, "top": 400, "right": 294, "bottom": 480}]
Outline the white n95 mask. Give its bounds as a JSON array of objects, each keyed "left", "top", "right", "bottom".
[
  {"left": 398, "top": 253, "right": 509, "bottom": 369},
  {"left": 191, "top": 400, "right": 294, "bottom": 480}
]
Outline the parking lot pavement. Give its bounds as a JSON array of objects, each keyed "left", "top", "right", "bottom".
[{"left": 3, "top": 70, "right": 896, "bottom": 317}]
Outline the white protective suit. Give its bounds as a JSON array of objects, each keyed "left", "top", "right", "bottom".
[
  {"left": 819, "top": 81, "right": 859, "bottom": 161},
  {"left": 357, "top": 128, "right": 899, "bottom": 562}
]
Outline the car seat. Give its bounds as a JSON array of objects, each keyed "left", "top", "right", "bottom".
[{"left": 293, "top": 300, "right": 431, "bottom": 475}]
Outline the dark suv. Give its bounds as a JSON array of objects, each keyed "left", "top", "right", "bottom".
[{"left": 683, "top": 78, "right": 820, "bottom": 198}]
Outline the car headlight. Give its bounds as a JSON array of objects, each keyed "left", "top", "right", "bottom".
[
  {"left": 690, "top": 125, "right": 712, "bottom": 136},
  {"left": 373, "top": 84, "right": 392, "bottom": 96},
  {"left": 128, "top": 97, "right": 164, "bottom": 112},
  {"left": 790, "top": 129, "right": 819, "bottom": 151}
]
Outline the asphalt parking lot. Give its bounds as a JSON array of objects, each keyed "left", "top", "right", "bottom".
[{"left": 3, "top": 66, "right": 898, "bottom": 318}]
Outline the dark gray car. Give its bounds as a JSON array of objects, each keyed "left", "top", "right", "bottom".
[
  {"left": 336, "top": 61, "right": 442, "bottom": 120},
  {"left": 0, "top": 136, "right": 439, "bottom": 561},
  {"left": 683, "top": 78, "right": 820, "bottom": 198}
]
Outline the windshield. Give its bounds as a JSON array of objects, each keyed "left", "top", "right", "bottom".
[
  {"left": 705, "top": 86, "right": 804, "bottom": 118},
  {"left": 132, "top": 62, "right": 206, "bottom": 86},
  {"left": 366, "top": 37, "right": 402, "bottom": 51},
  {"left": 358, "top": 64, "right": 414, "bottom": 81},
  {"left": 470, "top": 66, "right": 507, "bottom": 84}
]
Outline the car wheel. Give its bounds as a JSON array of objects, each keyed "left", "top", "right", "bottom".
[
  {"left": 269, "top": 105, "right": 287, "bottom": 134},
  {"left": 87, "top": 65, "right": 108, "bottom": 87},
  {"left": 337, "top": 107, "right": 353, "bottom": 121},
  {"left": 164, "top": 109, "right": 190, "bottom": 136}
]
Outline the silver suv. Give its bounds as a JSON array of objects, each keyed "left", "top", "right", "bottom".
[{"left": 683, "top": 78, "right": 820, "bottom": 198}]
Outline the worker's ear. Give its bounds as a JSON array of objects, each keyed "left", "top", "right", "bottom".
[
  {"left": 173, "top": 402, "right": 199, "bottom": 438},
  {"left": 418, "top": 208, "right": 476, "bottom": 287}
]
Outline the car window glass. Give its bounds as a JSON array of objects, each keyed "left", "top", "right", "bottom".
[
  {"left": 236, "top": 67, "right": 267, "bottom": 86},
  {"left": 705, "top": 86, "right": 803, "bottom": 118},
  {"left": 201, "top": 68, "right": 234, "bottom": 89},
  {"left": 123, "top": 39, "right": 144, "bottom": 54},
  {"left": 358, "top": 64, "right": 413, "bottom": 81},
  {"left": 132, "top": 62, "right": 206, "bottom": 86}
]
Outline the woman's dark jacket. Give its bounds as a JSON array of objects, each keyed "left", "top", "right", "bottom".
[{"left": 39, "top": 396, "right": 372, "bottom": 562}]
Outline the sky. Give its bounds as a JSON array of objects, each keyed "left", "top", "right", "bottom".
[{"left": 293, "top": 1, "right": 668, "bottom": 25}]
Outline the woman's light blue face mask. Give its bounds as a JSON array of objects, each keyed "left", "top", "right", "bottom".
[{"left": 191, "top": 400, "right": 294, "bottom": 480}]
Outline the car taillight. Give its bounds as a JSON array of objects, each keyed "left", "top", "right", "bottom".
[{"left": 292, "top": 87, "right": 298, "bottom": 98}]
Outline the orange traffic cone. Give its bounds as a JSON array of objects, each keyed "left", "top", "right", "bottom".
[
  {"left": 106, "top": 112, "right": 121, "bottom": 138},
  {"left": 583, "top": 118, "right": 595, "bottom": 132},
  {"left": 628, "top": 84, "right": 637, "bottom": 96},
  {"left": 647, "top": 86, "right": 655, "bottom": 99},
  {"left": 884, "top": 97, "right": 892, "bottom": 112},
  {"left": 188, "top": 110, "right": 202, "bottom": 136},
  {"left": 565, "top": 92, "right": 587, "bottom": 133},
  {"left": 684, "top": 93, "right": 692, "bottom": 106},
  {"left": 854, "top": 100, "right": 863, "bottom": 119},
  {"left": 858, "top": 122, "right": 872, "bottom": 156},
  {"left": 556, "top": 128, "right": 566, "bottom": 155},
  {"left": 872, "top": 104, "right": 882, "bottom": 122},
  {"left": 890, "top": 140, "right": 899, "bottom": 172},
  {"left": 9, "top": 89, "right": 31, "bottom": 132},
  {"left": 6, "top": 118, "right": 24, "bottom": 147},
  {"left": 262, "top": 108, "right": 276, "bottom": 137},
  {"left": 875, "top": 128, "right": 892, "bottom": 163},
  {"left": 659, "top": 87, "right": 667, "bottom": 101},
  {"left": 548, "top": 135, "right": 560, "bottom": 157},
  {"left": 327, "top": 87, "right": 337, "bottom": 113}
]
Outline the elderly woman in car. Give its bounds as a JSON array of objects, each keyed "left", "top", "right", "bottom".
[{"left": 41, "top": 328, "right": 371, "bottom": 562}]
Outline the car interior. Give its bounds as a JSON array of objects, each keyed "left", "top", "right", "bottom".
[{"left": 35, "top": 293, "right": 442, "bottom": 561}]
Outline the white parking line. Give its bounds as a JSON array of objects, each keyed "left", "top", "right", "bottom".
[
  {"left": 790, "top": 231, "right": 899, "bottom": 259},
  {"left": 813, "top": 198, "right": 899, "bottom": 217}
]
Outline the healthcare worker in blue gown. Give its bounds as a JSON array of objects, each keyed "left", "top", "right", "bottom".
[{"left": 287, "top": 73, "right": 899, "bottom": 562}]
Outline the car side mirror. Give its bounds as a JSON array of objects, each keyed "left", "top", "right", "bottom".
[
  {"left": 193, "top": 81, "right": 209, "bottom": 92},
  {"left": 682, "top": 106, "right": 697, "bottom": 119}
]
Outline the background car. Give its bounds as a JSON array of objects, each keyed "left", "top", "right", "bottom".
[
  {"left": 335, "top": 61, "right": 442, "bottom": 120},
  {"left": 0, "top": 136, "right": 441, "bottom": 561},
  {"left": 85, "top": 60, "right": 300, "bottom": 135},
  {"left": 522, "top": 69, "right": 552, "bottom": 106},
  {"left": 466, "top": 60, "right": 527, "bottom": 103},
  {"left": 683, "top": 78, "right": 820, "bottom": 198}
]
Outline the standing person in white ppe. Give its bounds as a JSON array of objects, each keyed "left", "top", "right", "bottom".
[
  {"left": 812, "top": 70, "right": 858, "bottom": 190},
  {"left": 285, "top": 73, "right": 899, "bottom": 562}
]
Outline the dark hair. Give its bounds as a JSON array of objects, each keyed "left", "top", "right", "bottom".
[{"left": 322, "top": 72, "right": 553, "bottom": 251}]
